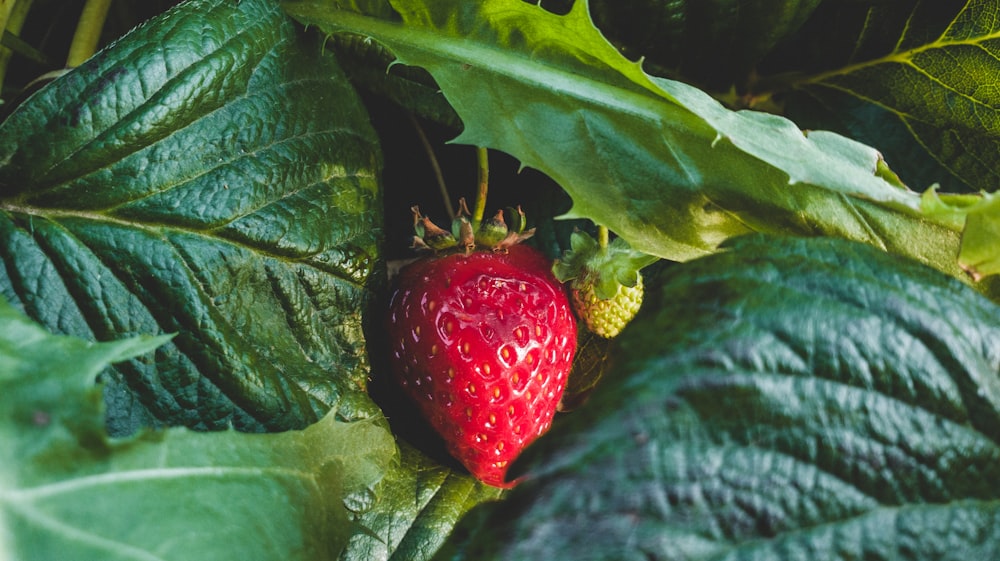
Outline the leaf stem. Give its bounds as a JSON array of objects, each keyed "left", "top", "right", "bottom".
[
  {"left": 66, "top": 0, "right": 112, "bottom": 68},
  {"left": 473, "top": 146, "right": 489, "bottom": 223},
  {"left": 408, "top": 113, "right": 454, "bottom": 219}
]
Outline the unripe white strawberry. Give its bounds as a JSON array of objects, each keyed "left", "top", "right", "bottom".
[{"left": 571, "top": 273, "right": 644, "bottom": 338}]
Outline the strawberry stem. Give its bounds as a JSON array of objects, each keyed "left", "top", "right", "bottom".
[
  {"left": 0, "top": 1, "right": 17, "bottom": 54},
  {"left": 473, "top": 146, "right": 489, "bottom": 224},
  {"left": 597, "top": 225, "right": 609, "bottom": 250},
  {"left": 409, "top": 114, "right": 454, "bottom": 219},
  {"left": 0, "top": 0, "right": 35, "bottom": 89},
  {"left": 66, "top": 0, "right": 112, "bottom": 67}
]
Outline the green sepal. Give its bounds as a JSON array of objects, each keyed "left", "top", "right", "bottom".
[
  {"left": 475, "top": 209, "right": 510, "bottom": 247},
  {"left": 553, "top": 230, "right": 658, "bottom": 299},
  {"left": 450, "top": 198, "right": 475, "bottom": 246},
  {"left": 506, "top": 206, "right": 527, "bottom": 234},
  {"left": 413, "top": 206, "right": 458, "bottom": 250}
]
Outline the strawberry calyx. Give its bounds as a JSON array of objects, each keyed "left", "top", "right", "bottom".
[
  {"left": 410, "top": 198, "right": 535, "bottom": 254},
  {"left": 553, "top": 230, "right": 658, "bottom": 338}
]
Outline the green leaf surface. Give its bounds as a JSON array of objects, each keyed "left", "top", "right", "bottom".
[
  {"left": 0, "top": 297, "right": 397, "bottom": 561},
  {"left": 794, "top": 1, "right": 999, "bottom": 194},
  {"left": 0, "top": 0, "right": 384, "bottom": 434},
  {"left": 282, "top": 0, "right": 1000, "bottom": 295},
  {"left": 339, "top": 443, "right": 503, "bottom": 561},
  {"left": 436, "top": 235, "right": 1000, "bottom": 561}
]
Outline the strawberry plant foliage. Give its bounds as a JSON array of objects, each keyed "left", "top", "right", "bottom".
[
  {"left": 584, "top": 0, "right": 823, "bottom": 88},
  {"left": 578, "top": 0, "right": 1000, "bottom": 200},
  {"left": 779, "top": 1, "right": 1000, "bottom": 195},
  {"left": 5, "top": 0, "right": 1000, "bottom": 560},
  {"left": 437, "top": 236, "right": 1000, "bottom": 561}
]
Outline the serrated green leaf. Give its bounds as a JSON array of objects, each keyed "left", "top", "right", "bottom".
[
  {"left": 0, "top": 297, "right": 172, "bottom": 456},
  {"left": 281, "top": 0, "right": 1000, "bottom": 296},
  {"left": 437, "top": 235, "right": 1000, "bottom": 561},
  {"left": 0, "top": 297, "right": 397, "bottom": 561},
  {"left": 795, "top": 1, "right": 998, "bottom": 193},
  {"left": 0, "top": 0, "right": 384, "bottom": 434},
  {"left": 777, "top": 1, "right": 1000, "bottom": 283}
]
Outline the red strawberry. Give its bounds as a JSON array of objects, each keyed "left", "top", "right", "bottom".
[{"left": 387, "top": 244, "right": 577, "bottom": 487}]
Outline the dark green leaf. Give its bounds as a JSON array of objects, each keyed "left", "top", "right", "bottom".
[
  {"left": 437, "top": 235, "right": 1000, "bottom": 561},
  {"left": 339, "top": 443, "right": 504, "bottom": 561},
  {"left": 0, "top": 0, "right": 384, "bottom": 434},
  {"left": 785, "top": 1, "right": 999, "bottom": 194},
  {"left": 587, "top": 0, "right": 823, "bottom": 88},
  {"left": 0, "top": 297, "right": 397, "bottom": 561}
]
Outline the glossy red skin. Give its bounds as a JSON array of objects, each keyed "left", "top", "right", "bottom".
[{"left": 387, "top": 245, "right": 577, "bottom": 487}]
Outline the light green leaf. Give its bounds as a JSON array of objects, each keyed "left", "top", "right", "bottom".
[
  {"left": 0, "top": 297, "right": 397, "bottom": 561},
  {"left": 436, "top": 235, "right": 1000, "bottom": 561},
  {"left": 0, "top": 0, "right": 384, "bottom": 434},
  {"left": 282, "top": 0, "right": 1000, "bottom": 296},
  {"left": 922, "top": 189, "right": 1000, "bottom": 281}
]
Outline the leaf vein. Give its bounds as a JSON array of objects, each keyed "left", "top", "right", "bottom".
[
  {"left": 5, "top": 466, "right": 314, "bottom": 501},
  {"left": 1, "top": 499, "right": 169, "bottom": 561}
]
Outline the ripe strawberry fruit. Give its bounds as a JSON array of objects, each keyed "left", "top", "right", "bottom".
[{"left": 387, "top": 243, "right": 577, "bottom": 487}]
